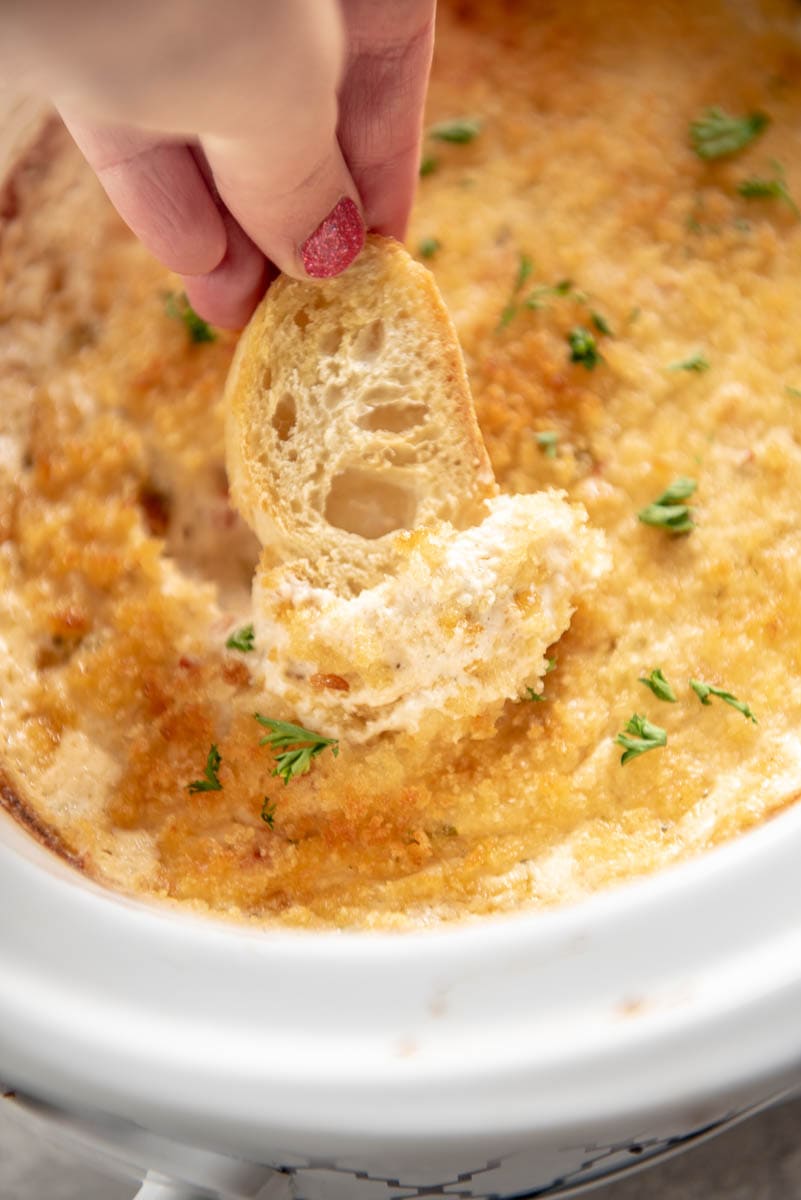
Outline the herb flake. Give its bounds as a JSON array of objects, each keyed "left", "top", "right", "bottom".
[
  {"left": 418, "top": 237, "right": 441, "bottom": 259},
  {"left": 591, "top": 311, "right": 614, "bottom": 336},
  {"left": 567, "top": 326, "right": 602, "bottom": 370},
  {"left": 615, "top": 713, "right": 668, "bottom": 765},
  {"left": 419, "top": 155, "right": 438, "bottom": 177},
  {"left": 690, "top": 108, "right": 769, "bottom": 160},
  {"left": 497, "top": 253, "right": 535, "bottom": 329},
  {"left": 165, "top": 292, "right": 216, "bottom": 344},
  {"left": 667, "top": 353, "right": 710, "bottom": 373},
  {"left": 738, "top": 167, "right": 800, "bottom": 217},
  {"left": 226, "top": 624, "right": 255, "bottom": 653},
  {"left": 690, "top": 680, "right": 757, "bottom": 723},
  {"left": 536, "top": 431, "right": 559, "bottom": 459},
  {"left": 428, "top": 117, "right": 482, "bottom": 144},
  {"left": 254, "top": 715, "right": 339, "bottom": 785},
  {"left": 638, "top": 477, "right": 698, "bottom": 535},
  {"left": 524, "top": 686, "right": 547, "bottom": 703},
  {"left": 638, "top": 668, "right": 677, "bottom": 703},
  {"left": 260, "top": 798, "right": 276, "bottom": 828},
  {"left": 188, "top": 744, "right": 223, "bottom": 793}
]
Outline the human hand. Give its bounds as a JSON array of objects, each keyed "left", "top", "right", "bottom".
[{"left": 5, "top": 0, "right": 435, "bottom": 328}]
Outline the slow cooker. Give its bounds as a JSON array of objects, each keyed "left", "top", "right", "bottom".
[{"left": 2, "top": 93, "right": 801, "bottom": 1200}]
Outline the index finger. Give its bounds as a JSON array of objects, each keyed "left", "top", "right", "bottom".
[{"left": 337, "top": 0, "right": 436, "bottom": 240}]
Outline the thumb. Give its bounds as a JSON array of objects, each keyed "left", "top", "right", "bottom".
[
  {"left": 199, "top": 9, "right": 365, "bottom": 283},
  {"left": 202, "top": 130, "right": 364, "bottom": 283}
]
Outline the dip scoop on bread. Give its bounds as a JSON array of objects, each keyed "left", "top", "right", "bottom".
[{"left": 225, "top": 236, "right": 608, "bottom": 742}]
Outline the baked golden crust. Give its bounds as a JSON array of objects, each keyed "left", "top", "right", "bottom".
[{"left": 3, "top": 0, "right": 801, "bottom": 928}]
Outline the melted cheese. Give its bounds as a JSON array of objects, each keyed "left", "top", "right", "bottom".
[
  {"left": 255, "top": 493, "right": 608, "bottom": 741},
  {"left": 2, "top": 0, "right": 801, "bottom": 929}
]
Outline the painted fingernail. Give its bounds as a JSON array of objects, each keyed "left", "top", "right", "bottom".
[{"left": 300, "top": 197, "right": 365, "bottom": 278}]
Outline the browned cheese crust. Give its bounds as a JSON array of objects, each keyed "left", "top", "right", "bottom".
[{"left": 2, "top": 0, "right": 801, "bottom": 929}]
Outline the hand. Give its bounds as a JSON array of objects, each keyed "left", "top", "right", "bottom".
[{"left": 5, "top": 0, "right": 435, "bottom": 327}]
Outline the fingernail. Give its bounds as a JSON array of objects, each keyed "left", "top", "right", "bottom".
[{"left": 300, "top": 197, "right": 365, "bottom": 278}]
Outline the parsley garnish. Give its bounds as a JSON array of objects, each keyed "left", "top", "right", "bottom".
[
  {"left": 738, "top": 165, "right": 799, "bottom": 217},
  {"left": 498, "top": 253, "right": 534, "bottom": 329},
  {"left": 226, "top": 624, "right": 255, "bottom": 653},
  {"left": 786, "top": 385, "right": 801, "bottom": 399},
  {"left": 667, "top": 353, "right": 709, "bottom": 373},
  {"left": 418, "top": 237, "right": 441, "bottom": 259},
  {"left": 537, "top": 431, "right": 558, "bottom": 459},
  {"left": 545, "top": 657, "right": 557, "bottom": 674},
  {"left": 690, "top": 108, "right": 769, "bottom": 160},
  {"left": 567, "top": 326, "right": 602, "bottom": 369},
  {"left": 615, "top": 713, "right": 667, "bottom": 764},
  {"left": 260, "top": 798, "right": 276, "bottom": 828},
  {"left": 690, "top": 680, "right": 757, "bottom": 723},
  {"left": 419, "top": 155, "right": 438, "bottom": 177},
  {"left": 524, "top": 278, "right": 574, "bottom": 310},
  {"left": 428, "top": 117, "right": 482, "bottom": 144},
  {"left": 638, "top": 668, "right": 677, "bottom": 703},
  {"left": 187, "top": 744, "right": 223, "bottom": 793},
  {"left": 524, "top": 686, "right": 547, "bottom": 703},
  {"left": 165, "top": 292, "right": 216, "bottom": 344},
  {"left": 254, "top": 715, "right": 339, "bottom": 785},
  {"left": 637, "top": 477, "right": 697, "bottom": 535},
  {"left": 591, "top": 311, "right": 613, "bottom": 336}
]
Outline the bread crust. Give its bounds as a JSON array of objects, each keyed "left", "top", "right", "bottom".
[{"left": 225, "top": 235, "right": 496, "bottom": 593}]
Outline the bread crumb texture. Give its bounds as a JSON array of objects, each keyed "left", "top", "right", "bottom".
[{"left": 3, "top": 0, "right": 801, "bottom": 928}]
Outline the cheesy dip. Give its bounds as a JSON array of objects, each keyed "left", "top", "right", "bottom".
[{"left": 2, "top": 0, "right": 801, "bottom": 929}]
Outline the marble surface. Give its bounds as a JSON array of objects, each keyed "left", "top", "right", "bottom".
[{"left": 0, "top": 1093, "right": 800, "bottom": 1200}]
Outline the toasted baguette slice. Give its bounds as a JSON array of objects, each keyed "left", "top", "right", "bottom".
[{"left": 225, "top": 235, "right": 496, "bottom": 593}]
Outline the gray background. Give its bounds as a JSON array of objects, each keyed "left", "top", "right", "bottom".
[{"left": 0, "top": 1093, "right": 799, "bottom": 1200}]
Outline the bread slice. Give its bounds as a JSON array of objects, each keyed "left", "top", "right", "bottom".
[
  {"left": 225, "top": 236, "right": 609, "bottom": 742},
  {"left": 225, "top": 235, "right": 497, "bottom": 594}
]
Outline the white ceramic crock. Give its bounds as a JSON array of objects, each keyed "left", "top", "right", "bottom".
[
  {"left": 2, "top": 96, "right": 801, "bottom": 1200},
  {"left": 1, "top": 791, "right": 801, "bottom": 1200}
]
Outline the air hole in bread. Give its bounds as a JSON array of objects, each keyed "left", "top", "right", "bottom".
[
  {"left": 318, "top": 326, "right": 343, "bottom": 356},
  {"left": 358, "top": 402, "right": 429, "bottom": 433},
  {"left": 324, "top": 469, "right": 417, "bottom": 539},
  {"left": 293, "top": 309, "right": 311, "bottom": 331},
  {"left": 386, "top": 444, "right": 420, "bottom": 466},
  {"left": 354, "top": 318, "right": 385, "bottom": 360},
  {"left": 324, "top": 384, "right": 343, "bottom": 408},
  {"left": 262, "top": 365, "right": 272, "bottom": 390},
  {"left": 271, "top": 393, "right": 297, "bottom": 441}
]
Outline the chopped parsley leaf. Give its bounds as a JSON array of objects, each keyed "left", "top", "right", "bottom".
[
  {"left": 738, "top": 167, "right": 800, "bottom": 217},
  {"left": 536, "top": 431, "right": 559, "bottom": 459},
  {"left": 524, "top": 278, "right": 574, "bottom": 310},
  {"left": 524, "top": 686, "right": 547, "bottom": 703},
  {"left": 637, "top": 476, "right": 697, "bottom": 535},
  {"left": 545, "top": 657, "right": 557, "bottom": 674},
  {"left": 690, "top": 680, "right": 757, "bottom": 723},
  {"left": 226, "top": 624, "right": 255, "bottom": 653},
  {"left": 254, "top": 715, "right": 339, "bottom": 785},
  {"left": 667, "top": 353, "right": 709, "bottom": 373},
  {"left": 165, "top": 292, "right": 216, "bottom": 344},
  {"left": 419, "top": 155, "right": 438, "bottom": 177},
  {"left": 615, "top": 713, "right": 667, "bottom": 765},
  {"left": 690, "top": 108, "right": 769, "bottom": 160},
  {"left": 567, "top": 326, "right": 602, "bottom": 369},
  {"left": 497, "top": 253, "right": 535, "bottom": 329},
  {"left": 187, "top": 744, "right": 223, "bottom": 793},
  {"left": 591, "top": 311, "right": 614, "bottom": 336},
  {"left": 418, "top": 237, "right": 441, "bottom": 259},
  {"left": 428, "top": 117, "right": 482, "bottom": 144},
  {"left": 638, "top": 668, "right": 677, "bottom": 703},
  {"left": 260, "top": 798, "right": 276, "bottom": 828}
]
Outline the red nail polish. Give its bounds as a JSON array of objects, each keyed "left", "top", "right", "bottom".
[{"left": 300, "top": 197, "right": 365, "bottom": 278}]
